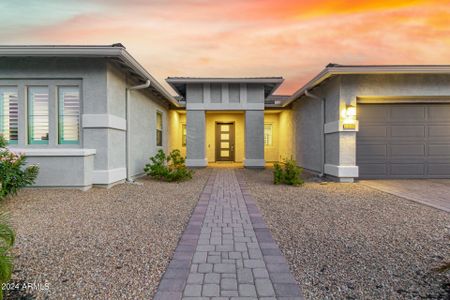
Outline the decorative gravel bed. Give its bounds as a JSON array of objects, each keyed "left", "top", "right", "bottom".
[
  {"left": 2, "top": 168, "right": 211, "bottom": 300},
  {"left": 238, "top": 168, "right": 450, "bottom": 299}
]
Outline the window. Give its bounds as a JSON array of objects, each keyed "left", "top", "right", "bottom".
[
  {"left": 156, "top": 111, "right": 163, "bottom": 147},
  {"left": 0, "top": 87, "right": 18, "bottom": 144},
  {"left": 28, "top": 87, "right": 49, "bottom": 144},
  {"left": 182, "top": 124, "right": 186, "bottom": 147},
  {"left": 264, "top": 124, "right": 273, "bottom": 146},
  {"left": 58, "top": 86, "right": 80, "bottom": 144}
]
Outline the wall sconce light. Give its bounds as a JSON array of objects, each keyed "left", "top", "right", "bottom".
[{"left": 342, "top": 104, "right": 357, "bottom": 130}]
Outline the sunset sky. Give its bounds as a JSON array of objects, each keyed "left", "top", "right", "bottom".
[{"left": 1, "top": 0, "right": 449, "bottom": 94}]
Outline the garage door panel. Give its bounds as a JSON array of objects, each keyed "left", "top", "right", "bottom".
[
  {"left": 428, "top": 144, "right": 450, "bottom": 156},
  {"left": 428, "top": 126, "right": 450, "bottom": 137},
  {"left": 390, "top": 144, "right": 425, "bottom": 156},
  {"left": 429, "top": 164, "right": 450, "bottom": 175},
  {"left": 359, "top": 163, "right": 387, "bottom": 175},
  {"left": 390, "top": 164, "right": 425, "bottom": 176},
  {"left": 358, "top": 126, "right": 388, "bottom": 139},
  {"left": 357, "top": 103, "right": 450, "bottom": 179},
  {"left": 390, "top": 106, "right": 426, "bottom": 121},
  {"left": 428, "top": 106, "right": 450, "bottom": 121},
  {"left": 359, "top": 105, "right": 388, "bottom": 121},
  {"left": 391, "top": 126, "right": 425, "bottom": 137}
]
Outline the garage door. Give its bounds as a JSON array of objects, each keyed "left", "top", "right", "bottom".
[{"left": 357, "top": 103, "right": 450, "bottom": 178}]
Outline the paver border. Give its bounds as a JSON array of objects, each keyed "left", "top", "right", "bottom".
[
  {"left": 235, "top": 171, "right": 305, "bottom": 300},
  {"left": 154, "top": 171, "right": 217, "bottom": 300}
]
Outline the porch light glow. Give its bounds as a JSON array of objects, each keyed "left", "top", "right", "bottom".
[{"left": 342, "top": 104, "right": 357, "bottom": 129}]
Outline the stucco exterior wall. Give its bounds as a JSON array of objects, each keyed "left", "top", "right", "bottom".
[
  {"left": 186, "top": 110, "right": 207, "bottom": 166},
  {"left": 244, "top": 110, "right": 265, "bottom": 167},
  {"left": 128, "top": 88, "right": 169, "bottom": 177},
  {"left": 206, "top": 112, "right": 245, "bottom": 162},
  {"left": 169, "top": 111, "right": 186, "bottom": 157},
  {"left": 278, "top": 110, "right": 294, "bottom": 161}
]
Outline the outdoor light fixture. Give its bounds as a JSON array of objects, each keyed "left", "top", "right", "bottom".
[{"left": 342, "top": 104, "right": 357, "bottom": 130}]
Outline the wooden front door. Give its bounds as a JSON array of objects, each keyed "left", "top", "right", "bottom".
[{"left": 215, "top": 123, "right": 235, "bottom": 161}]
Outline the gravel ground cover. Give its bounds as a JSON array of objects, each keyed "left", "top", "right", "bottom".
[
  {"left": 2, "top": 168, "right": 211, "bottom": 300},
  {"left": 238, "top": 168, "right": 450, "bottom": 299}
]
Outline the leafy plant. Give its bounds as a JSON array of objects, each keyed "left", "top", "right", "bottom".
[
  {"left": 144, "top": 149, "right": 193, "bottom": 182},
  {"left": 273, "top": 157, "right": 304, "bottom": 186},
  {"left": 0, "top": 212, "right": 15, "bottom": 300},
  {"left": 0, "top": 136, "right": 39, "bottom": 200}
]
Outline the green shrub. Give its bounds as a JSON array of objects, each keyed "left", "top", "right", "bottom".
[
  {"left": 144, "top": 149, "right": 193, "bottom": 182},
  {"left": 0, "top": 212, "right": 14, "bottom": 300},
  {"left": 0, "top": 136, "right": 39, "bottom": 200},
  {"left": 273, "top": 157, "right": 304, "bottom": 186}
]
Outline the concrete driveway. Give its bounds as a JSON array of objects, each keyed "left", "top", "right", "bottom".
[{"left": 360, "top": 179, "right": 450, "bottom": 213}]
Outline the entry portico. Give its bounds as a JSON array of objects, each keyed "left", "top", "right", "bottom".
[{"left": 166, "top": 77, "right": 284, "bottom": 168}]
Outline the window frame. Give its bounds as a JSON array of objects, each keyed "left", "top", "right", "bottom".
[
  {"left": 181, "top": 123, "right": 186, "bottom": 147},
  {"left": 27, "top": 86, "right": 50, "bottom": 145},
  {"left": 0, "top": 86, "right": 19, "bottom": 144},
  {"left": 156, "top": 111, "right": 163, "bottom": 147},
  {"left": 264, "top": 123, "right": 273, "bottom": 147},
  {"left": 58, "top": 86, "right": 81, "bottom": 145}
]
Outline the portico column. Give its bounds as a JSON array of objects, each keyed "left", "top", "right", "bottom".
[
  {"left": 186, "top": 110, "right": 208, "bottom": 167},
  {"left": 244, "top": 110, "right": 265, "bottom": 168}
]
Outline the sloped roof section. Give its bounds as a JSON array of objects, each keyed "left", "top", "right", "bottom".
[{"left": 0, "top": 44, "right": 181, "bottom": 107}]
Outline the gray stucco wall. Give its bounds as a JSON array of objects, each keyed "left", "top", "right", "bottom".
[
  {"left": 186, "top": 110, "right": 206, "bottom": 163},
  {"left": 244, "top": 110, "right": 264, "bottom": 164},
  {"left": 128, "top": 88, "right": 168, "bottom": 177}
]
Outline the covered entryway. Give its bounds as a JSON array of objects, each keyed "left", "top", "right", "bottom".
[{"left": 357, "top": 103, "right": 450, "bottom": 178}]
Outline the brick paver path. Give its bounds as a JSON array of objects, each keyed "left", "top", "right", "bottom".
[{"left": 154, "top": 169, "right": 303, "bottom": 300}]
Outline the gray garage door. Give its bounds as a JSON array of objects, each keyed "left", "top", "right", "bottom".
[{"left": 357, "top": 103, "right": 450, "bottom": 178}]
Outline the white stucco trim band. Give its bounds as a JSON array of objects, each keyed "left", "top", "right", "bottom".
[
  {"left": 92, "top": 168, "right": 126, "bottom": 184},
  {"left": 8, "top": 148, "right": 96, "bottom": 157},
  {"left": 82, "top": 114, "right": 127, "bottom": 131},
  {"left": 244, "top": 159, "right": 265, "bottom": 168},
  {"left": 186, "top": 158, "right": 208, "bottom": 167},
  {"left": 324, "top": 164, "right": 359, "bottom": 178}
]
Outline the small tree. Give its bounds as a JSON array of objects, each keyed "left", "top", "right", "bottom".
[
  {"left": 273, "top": 157, "right": 304, "bottom": 186},
  {"left": 0, "top": 136, "right": 39, "bottom": 199},
  {"left": 144, "top": 149, "right": 193, "bottom": 182}
]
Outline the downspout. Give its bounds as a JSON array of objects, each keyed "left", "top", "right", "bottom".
[
  {"left": 125, "top": 80, "right": 151, "bottom": 182},
  {"left": 304, "top": 90, "right": 326, "bottom": 177}
]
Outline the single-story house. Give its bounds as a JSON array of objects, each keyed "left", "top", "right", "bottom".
[{"left": 0, "top": 44, "right": 449, "bottom": 188}]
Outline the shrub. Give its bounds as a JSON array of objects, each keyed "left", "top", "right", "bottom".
[
  {"left": 144, "top": 149, "right": 193, "bottom": 182},
  {"left": 0, "top": 136, "right": 39, "bottom": 200},
  {"left": 273, "top": 157, "right": 304, "bottom": 186},
  {"left": 0, "top": 212, "right": 14, "bottom": 300}
]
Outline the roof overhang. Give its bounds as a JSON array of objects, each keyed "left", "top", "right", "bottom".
[
  {"left": 166, "top": 77, "right": 284, "bottom": 99},
  {"left": 284, "top": 65, "right": 450, "bottom": 107},
  {"left": 0, "top": 45, "right": 181, "bottom": 108}
]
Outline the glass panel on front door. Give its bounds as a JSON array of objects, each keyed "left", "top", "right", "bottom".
[{"left": 216, "top": 123, "right": 234, "bottom": 161}]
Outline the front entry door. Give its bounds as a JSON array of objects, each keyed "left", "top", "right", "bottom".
[{"left": 216, "top": 123, "right": 235, "bottom": 161}]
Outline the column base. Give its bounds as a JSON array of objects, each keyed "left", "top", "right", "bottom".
[
  {"left": 186, "top": 158, "right": 208, "bottom": 167},
  {"left": 244, "top": 159, "right": 265, "bottom": 168},
  {"left": 324, "top": 164, "right": 358, "bottom": 178}
]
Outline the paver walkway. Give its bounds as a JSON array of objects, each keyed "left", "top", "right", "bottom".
[{"left": 154, "top": 169, "right": 303, "bottom": 300}]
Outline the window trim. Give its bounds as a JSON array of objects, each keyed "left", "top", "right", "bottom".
[
  {"left": 58, "top": 86, "right": 80, "bottom": 145},
  {"left": 156, "top": 110, "right": 163, "bottom": 147}
]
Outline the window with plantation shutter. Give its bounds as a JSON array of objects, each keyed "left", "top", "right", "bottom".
[
  {"left": 156, "top": 111, "right": 163, "bottom": 147},
  {"left": 0, "top": 87, "right": 18, "bottom": 144},
  {"left": 58, "top": 87, "right": 80, "bottom": 144},
  {"left": 28, "top": 86, "right": 49, "bottom": 144}
]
